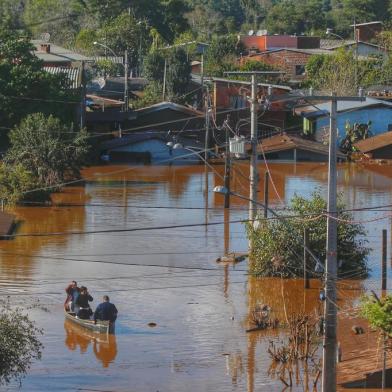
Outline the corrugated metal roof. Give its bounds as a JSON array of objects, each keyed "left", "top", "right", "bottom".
[
  {"left": 93, "top": 56, "right": 124, "bottom": 64},
  {"left": 354, "top": 132, "right": 392, "bottom": 153},
  {"left": 43, "top": 66, "right": 81, "bottom": 89},
  {"left": 297, "top": 97, "right": 392, "bottom": 118},
  {"left": 257, "top": 133, "right": 346, "bottom": 158}
]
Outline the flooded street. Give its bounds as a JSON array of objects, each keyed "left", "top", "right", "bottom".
[{"left": 1, "top": 162, "right": 392, "bottom": 391}]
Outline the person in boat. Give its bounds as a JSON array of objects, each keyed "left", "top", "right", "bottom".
[
  {"left": 64, "top": 281, "right": 80, "bottom": 312},
  {"left": 94, "top": 295, "right": 118, "bottom": 326},
  {"left": 75, "top": 286, "right": 93, "bottom": 319}
]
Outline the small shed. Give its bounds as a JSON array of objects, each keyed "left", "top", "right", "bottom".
[
  {"left": 255, "top": 133, "right": 346, "bottom": 162},
  {"left": 354, "top": 131, "right": 392, "bottom": 159}
]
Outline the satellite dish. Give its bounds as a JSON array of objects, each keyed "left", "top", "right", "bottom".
[
  {"left": 257, "top": 29, "right": 268, "bottom": 36},
  {"left": 97, "top": 77, "right": 106, "bottom": 89},
  {"left": 248, "top": 30, "right": 254, "bottom": 36},
  {"left": 40, "top": 33, "right": 50, "bottom": 42}
]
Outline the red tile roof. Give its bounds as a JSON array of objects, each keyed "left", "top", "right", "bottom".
[{"left": 354, "top": 132, "right": 392, "bottom": 153}]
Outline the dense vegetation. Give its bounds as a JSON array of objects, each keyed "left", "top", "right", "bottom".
[
  {"left": 247, "top": 192, "right": 370, "bottom": 277},
  {"left": 2, "top": 0, "right": 391, "bottom": 45},
  {"left": 0, "top": 300, "right": 43, "bottom": 385}
]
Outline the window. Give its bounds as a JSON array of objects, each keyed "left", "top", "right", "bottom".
[{"left": 295, "top": 65, "right": 306, "bottom": 76}]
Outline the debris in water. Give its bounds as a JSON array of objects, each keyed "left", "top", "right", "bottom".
[{"left": 148, "top": 322, "right": 157, "bottom": 327}]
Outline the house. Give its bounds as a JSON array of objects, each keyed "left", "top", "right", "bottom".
[
  {"left": 99, "top": 132, "right": 202, "bottom": 163},
  {"left": 32, "top": 40, "right": 90, "bottom": 67},
  {"left": 240, "top": 48, "right": 333, "bottom": 82},
  {"left": 352, "top": 21, "right": 383, "bottom": 42},
  {"left": 354, "top": 131, "right": 392, "bottom": 159},
  {"left": 254, "top": 133, "right": 346, "bottom": 162},
  {"left": 320, "top": 39, "right": 386, "bottom": 57},
  {"left": 296, "top": 98, "right": 392, "bottom": 143},
  {"left": 131, "top": 101, "right": 204, "bottom": 132},
  {"left": 366, "top": 85, "right": 392, "bottom": 102},
  {"left": 239, "top": 34, "right": 320, "bottom": 53}
]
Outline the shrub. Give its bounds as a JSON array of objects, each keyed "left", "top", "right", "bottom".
[{"left": 247, "top": 191, "right": 370, "bottom": 278}]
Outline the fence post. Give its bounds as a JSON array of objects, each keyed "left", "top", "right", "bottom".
[
  {"left": 304, "top": 228, "right": 310, "bottom": 289},
  {"left": 382, "top": 229, "right": 387, "bottom": 291}
]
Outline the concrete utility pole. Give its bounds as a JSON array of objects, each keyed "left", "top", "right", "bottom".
[
  {"left": 267, "top": 89, "right": 365, "bottom": 391},
  {"left": 124, "top": 49, "right": 129, "bottom": 112},
  {"left": 224, "top": 115, "right": 231, "bottom": 209},
  {"left": 223, "top": 71, "right": 283, "bottom": 223},
  {"left": 162, "top": 58, "right": 167, "bottom": 101}
]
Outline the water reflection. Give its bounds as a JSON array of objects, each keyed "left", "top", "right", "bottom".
[{"left": 64, "top": 320, "right": 117, "bottom": 368}]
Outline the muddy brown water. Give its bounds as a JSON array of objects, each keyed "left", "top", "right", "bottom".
[{"left": 1, "top": 162, "right": 392, "bottom": 391}]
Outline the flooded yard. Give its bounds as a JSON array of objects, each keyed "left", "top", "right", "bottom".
[{"left": 1, "top": 162, "right": 392, "bottom": 391}]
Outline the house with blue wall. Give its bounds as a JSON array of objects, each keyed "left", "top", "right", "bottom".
[{"left": 297, "top": 98, "right": 392, "bottom": 143}]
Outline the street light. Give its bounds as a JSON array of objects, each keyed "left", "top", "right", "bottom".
[
  {"left": 93, "top": 41, "right": 129, "bottom": 112},
  {"left": 325, "top": 28, "right": 345, "bottom": 41}
]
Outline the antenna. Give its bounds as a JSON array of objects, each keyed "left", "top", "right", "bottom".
[
  {"left": 41, "top": 33, "right": 50, "bottom": 42},
  {"left": 248, "top": 30, "right": 254, "bottom": 36},
  {"left": 256, "top": 30, "right": 267, "bottom": 36}
]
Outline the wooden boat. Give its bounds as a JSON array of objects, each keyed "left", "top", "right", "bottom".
[{"left": 64, "top": 310, "right": 114, "bottom": 334}]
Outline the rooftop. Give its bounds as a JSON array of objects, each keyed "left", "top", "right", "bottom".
[
  {"left": 354, "top": 132, "right": 392, "bottom": 153},
  {"left": 32, "top": 40, "right": 90, "bottom": 63},
  {"left": 43, "top": 66, "right": 81, "bottom": 89},
  {"left": 191, "top": 75, "right": 292, "bottom": 91},
  {"left": 257, "top": 133, "right": 346, "bottom": 159},
  {"left": 296, "top": 97, "right": 392, "bottom": 118},
  {"left": 320, "top": 39, "right": 384, "bottom": 50},
  {"left": 134, "top": 101, "right": 204, "bottom": 117}
]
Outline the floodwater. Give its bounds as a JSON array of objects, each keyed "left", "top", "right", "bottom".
[{"left": 1, "top": 162, "right": 392, "bottom": 392}]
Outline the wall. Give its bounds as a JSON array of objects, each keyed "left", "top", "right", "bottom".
[
  {"left": 243, "top": 50, "right": 311, "bottom": 81},
  {"left": 356, "top": 24, "right": 382, "bottom": 42},
  {"left": 261, "top": 148, "right": 328, "bottom": 162},
  {"left": 314, "top": 107, "right": 392, "bottom": 142}
]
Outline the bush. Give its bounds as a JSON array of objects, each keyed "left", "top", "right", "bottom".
[
  {"left": 360, "top": 294, "right": 392, "bottom": 335},
  {"left": 0, "top": 164, "right": 37, "bottom": 205},
  {"left": 0, "top": 300, "right": 43, "bottom": 385},
  {"left": 5, "top": 113, "right": 90, "bottom": 189},
  {"left": 247, "top": 191, "right": 370, "bottom": 278}
]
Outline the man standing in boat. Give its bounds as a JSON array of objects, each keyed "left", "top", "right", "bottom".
[
  {"left": 64, "top": 281, "right": 80, "bottom": 312},
  {"left": 93, "top": 295, "right": 118, "bottom": 330}
]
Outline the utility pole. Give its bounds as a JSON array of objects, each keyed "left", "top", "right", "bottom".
[
  {"left": 223, "top": 71, "right": 284, "bottom": 224},
  {"left": 322, "top": 92, "right": 338, "bottom": 392},
  {"left": 266, "top": 89, "right": 365, "bottom": 391},
  {"left": 162, "top": 58, "right": 167, "bottom": 101},
  {"left": 224, "top": 115, "right": 231, "bottom": 209},
  {"left": 353, "top": 19, "right": 358, "bottom": 91},
  {"left": 124, "top": 49, "right": 129, "bottom": 112}
]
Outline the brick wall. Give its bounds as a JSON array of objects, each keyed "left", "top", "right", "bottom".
[{"left": 241, "top": 50, "right": 312, "bottom": 81}]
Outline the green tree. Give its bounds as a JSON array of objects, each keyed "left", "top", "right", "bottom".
[
  {"left": 165, "top": 48, "right": 191, "bottom": 100},
  {"left": 361, "top": 293, "right": 392, "bottom": 335},
  {"left": 0, "top": 0, "right": 25, "bottom": 30},
  {"left": 305, "top": 49, "right": 383, "bottom": 95},
  {"left": 0, "top": 164, "right": 38, "bottom": 205},
  {"left": 143, "top": 51, "right": 166, "bottom": 82},
  {"left": 0, "top": 300, "right": 43, "bottom": 385},
  {"left": 247, "top": 191, "right": 370, "bottom": 277},
  {"left": 0, "top": 32, "right": 78, "bottom": 132},
  {"left": 5, "top": 113, "right": 90, "bottom": 188}
]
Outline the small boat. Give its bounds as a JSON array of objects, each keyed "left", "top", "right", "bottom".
[{"left": 64, "top": 310, "right": 114, "bottom": 334}]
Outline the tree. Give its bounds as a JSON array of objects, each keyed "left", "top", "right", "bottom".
[
  {"left": 361, "top": 293, "right": 392, "bottom": 335},
  {"left": 5, "top": 113, "right": 90, "bottom": 188},
  {"left": 0, "top": 300, "right": 43, "bottom": 386},
  {"left": 247, "top": 191, "right": 370, "bottom": 277},
  {"left": 0, "top": 32, "right": 78, "bottom": 132},
  {"left": 0, "top": 164, "right": 39, "bottom": 205},
  {"left": 305, "top": 49, "right": 382, "bottom": 95},
  {"left": 165, "top": 48, "right": 191, "bottom": 100},
  {"left": 142, "top": 48, "right": 190, "bottom": 101},
  {"left": 0, "top": 0, "right": 25, "bottom": 30}
]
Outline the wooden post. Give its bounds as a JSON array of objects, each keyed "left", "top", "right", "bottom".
[
  {"left": 304, "top": 228, "right": 310, "bottom": 289},
  {"left": 382, "top": 332, "right": 387, "bottom": 389},
  {"left": 264, "top": 171, "right": 269, "bottom": 219},
  {"left": 382, "top": 229, "right": 387, "bottom": 291}
]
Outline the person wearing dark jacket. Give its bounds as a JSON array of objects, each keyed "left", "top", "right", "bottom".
[
  {"left": 94, "top": 295, "right": 118, "bottom": 324},
  {"left": 75, "top": 286, "right": 93, "bottom": 319}
]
